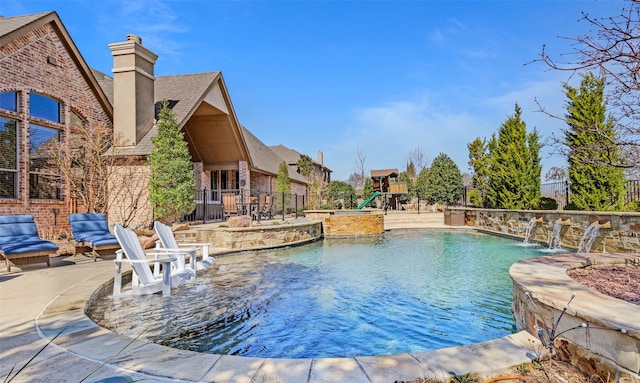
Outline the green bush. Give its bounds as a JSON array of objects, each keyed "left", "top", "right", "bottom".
[
  {"left": 537, "top": 197, "right": 558, "bottom": 210},
  {"left": 468, "top": 189, "right": 483, "bottom": 207},
  {"left": 564, "top": 202, "right": 582, "bottom": 211},
  {"left": 625, "top": 201, "right": 640, "bottom": 212}
]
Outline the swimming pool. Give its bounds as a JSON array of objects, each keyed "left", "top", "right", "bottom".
[{"left": 87, "top": 230, "right": 548, "bottom": 359}]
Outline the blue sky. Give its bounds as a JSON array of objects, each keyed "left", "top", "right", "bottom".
[{"left": 1, "top": 0, "right": 622, "bottom": 181}]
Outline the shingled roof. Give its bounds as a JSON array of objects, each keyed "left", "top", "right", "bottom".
[
  {"left": 270, "top": 144, "right": 331, "bottom": 172},
  {"left": 241, "top": 127, "right": 307, "bottom": 184},
  {"left": 0, "top": 12, "right": 56, "bottom": 39},
  {"left": 371, "top": 169, "right": 399, "bottom": 178}
]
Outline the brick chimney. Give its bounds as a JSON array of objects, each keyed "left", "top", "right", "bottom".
[{"left": 108, "top": 34, "right": 158, "bottom": 147}]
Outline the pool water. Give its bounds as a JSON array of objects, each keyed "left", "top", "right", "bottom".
[{"left": 87, "top": 230, "right": 549, "bottom": 359}]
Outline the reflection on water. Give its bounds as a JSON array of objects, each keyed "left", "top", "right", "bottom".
[{"left": 87, "top": 231, "right": 548, "bottom": 358}]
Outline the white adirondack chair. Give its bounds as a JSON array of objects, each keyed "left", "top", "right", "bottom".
[
  {"left": 154, "top": 221, "right": 215, "bottom": 271},
  {"left": 113, "top": 225, "right": 194, "bottom": 296}
]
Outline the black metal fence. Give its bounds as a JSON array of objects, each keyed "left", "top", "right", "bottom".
[{"left": 182, "top": 189, "right": 308, "bottom": 223}]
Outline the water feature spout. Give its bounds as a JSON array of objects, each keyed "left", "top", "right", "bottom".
[
  {"left": 577, "top": 221, "right": 605, "bottom": 253},
  {"left": 548, "top": 219, "right": 570, "bottom": 250},
  {"left": 523, "top": 217, "right": 543, "bottom": 244},
  {"left": 598, "top": 220, "right": 612, "bottom": 229}
]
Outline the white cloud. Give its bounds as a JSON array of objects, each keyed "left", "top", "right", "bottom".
[{"left": 328, "top": 71, "right": 577, "bottom": 181}]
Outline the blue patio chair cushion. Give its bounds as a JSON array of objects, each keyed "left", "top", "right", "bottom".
[
  {"left": 79, "top": 232, "right": 118, "bottom": 247},
  {"left": 69, "top": 214, "right": 117, "bottom": 246},
  {"left": 0, "top": 215, "right": 59, "bottom": 255},
  {"left": 0, "top": 239, "right": 59, "bottom": 255}
]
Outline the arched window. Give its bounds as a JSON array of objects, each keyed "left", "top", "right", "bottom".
[
  {"left": 0, "top": 91, "right": 19, "bottom": 198},
  {"left": 29, "top": 93, "right": 61, "bottom": 123}
]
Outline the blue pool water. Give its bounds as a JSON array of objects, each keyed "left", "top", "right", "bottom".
[{"left": 87, "top": 230, "right": 550, "bottom": 359}]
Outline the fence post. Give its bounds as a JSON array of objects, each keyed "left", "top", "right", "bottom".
[
  {"left": 202, "top": 187, "right": 207, "bottom": 223},
  {"left": 417, "top": 194, "right": 420, "bottom": 214},
  {"left": 281, "top": 192, "right": 285, "bottom": 221},
  {"left": 294, "top": 194, "right": 298, "bottom": 219}
]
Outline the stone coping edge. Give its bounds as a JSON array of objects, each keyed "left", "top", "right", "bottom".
[{"left": 510, "top": 252, "right": 640, "bottom": 379}]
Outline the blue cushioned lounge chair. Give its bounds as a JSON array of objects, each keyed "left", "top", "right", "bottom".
[
  {"left": 69, "top": 213, "right": 120, "bottom": 261},
  {"left": 0, "top": 215, "right": 58, "bottom": 272}
]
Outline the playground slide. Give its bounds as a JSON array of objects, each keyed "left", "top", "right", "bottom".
[{"left": 356, "top": 191, "right": 381, "bottom": 210}]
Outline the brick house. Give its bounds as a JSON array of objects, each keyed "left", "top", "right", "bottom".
[{"left": 0, "top": 11, "right": 330, "bottom": 232}]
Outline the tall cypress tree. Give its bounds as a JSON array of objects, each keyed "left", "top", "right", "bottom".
[
  {"left": 148, "top": 101, "right": 196, "bottom": 223},
  {"left": 275, "top": 161, "right": 291, "bottom": 212},
  {"left": 564, "top": 72, "right": 626, "bottom": 211},
  {"left": 487, "top": 104, "right": 541, "bottom": 209},
  {"left": 424, "top": 152, "right": 463, "bottom": 205},
  {"left": 467, "top": 137, "right": 489, "bottom": 207}
]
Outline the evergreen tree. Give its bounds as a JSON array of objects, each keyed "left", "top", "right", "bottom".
[
  {"left": 423, "top": 153, "right": 463, "bottom": 205},
  {"left": 326, "top": 181, "right": 356, "bottom": 209},
  {"left": 406, "top": 160, "right": 417, "bottom": 189},
  {"left": 398, "top": 171, "right": 412, "bottom": 204},
  {"left": 362, "top": 177, "right": 375, "bottom": 207},
  {"left": 148, "top": 101, "right": 196, "bottom": 223},
  {"left": 297, "top": 154, "right": 313, "bottom": 177},
  {"left": 415, "top": 166, "right": 430, "bottom": 199},
  {"left": 486, "top": 104, "right": 541, "bottom": 209},
  {"left": 467, "top": 137, "right": 489, "bottom": 207},
  {"left": 275, "top": 161, "right": 291, "bottom": 213},
  {"left": 564, "top": 72, "right": 626, "bottom": 211}
]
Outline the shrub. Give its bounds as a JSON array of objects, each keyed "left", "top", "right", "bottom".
[
  {"left": 469, "top": 189, "right": 483, "bottom": 208},
  {"left": 564, "top": 202, "right": 582, "bottom": 211},
  {"left": 537, "top": 197, "right": 558, "bottom": 210},
  {"left": 625, "top": 201, "right": 640, "bottom": 212}
]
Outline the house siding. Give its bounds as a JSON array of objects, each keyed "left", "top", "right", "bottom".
[{"left": 0, "top": 22, "right": 112, "bottom": 236}]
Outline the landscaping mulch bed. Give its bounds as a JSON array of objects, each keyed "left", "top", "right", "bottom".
[{"left": 568, "top": 264, "right": 640, "bottom": 305}]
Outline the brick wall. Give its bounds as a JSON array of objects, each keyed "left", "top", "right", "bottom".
[
  {"left": 250, "top": 173, "right": 272, "bottom": 194},
  {"left": 0, "top": 21, "right": 112, "bottom": 235}
]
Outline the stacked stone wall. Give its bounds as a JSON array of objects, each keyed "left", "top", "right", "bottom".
[
  {"left": 194, "top": 221, "right": 322, "bottom": 250},
  {"left": 453, "top": 208, "right": 640, "bottom": 253},
  {"left": 323, "top": 213, "right": 384, "bottom": 237}
]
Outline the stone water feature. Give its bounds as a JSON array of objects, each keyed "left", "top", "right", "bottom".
[
  {"left": 523, "top": 217, "right": 543, "bottom": 244},
  {"left": 454, "top": 208, "right": 640, "bottom": 253},
  {"left": 548, "top": 218, "right": 571, "bottom": 250}
]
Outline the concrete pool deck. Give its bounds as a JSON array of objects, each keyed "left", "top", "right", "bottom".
[{"left": 1, "top": 214, "right": 557, "bottom": 382}]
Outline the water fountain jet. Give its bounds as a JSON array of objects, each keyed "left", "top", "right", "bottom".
[
  {"left": 548, "top": 218, "right": 570, "bottom": 250},
  {"left": 577, "top": 221, "right": 610, "bottom": 253},
  {"left": 523, "top": 217, "right": 544, "bottom": 245}
]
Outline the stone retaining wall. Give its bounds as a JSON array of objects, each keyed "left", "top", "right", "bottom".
[
  {"left": 510, "top": 253, "right": 640, "bottom": 381},
  {"left": 189, "top": 220, "right": 323, "bottom": 251},
  {"left": 305, "top": 210, "right": 384, "bottom": 237},
  {"left": 451, "top": 208, "right": 640, "bottom": 253}
]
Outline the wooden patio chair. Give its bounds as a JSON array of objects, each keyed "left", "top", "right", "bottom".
[{"left": 113, "top": 225, "right": 194, "bottom": 296}]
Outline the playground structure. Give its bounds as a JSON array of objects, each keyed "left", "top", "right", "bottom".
[{"left": 369, "top": 169, "right": 408, "bottom": 210}]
